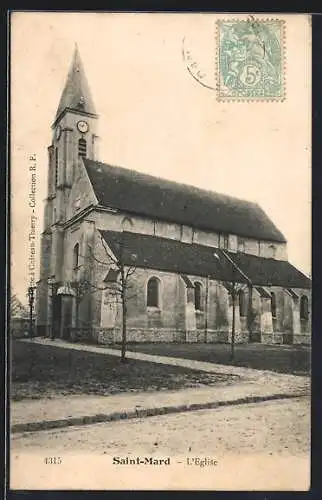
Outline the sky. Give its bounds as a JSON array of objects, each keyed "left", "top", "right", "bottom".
[{"left": 11, "top": 12, "right": 311, "bottom": 304}]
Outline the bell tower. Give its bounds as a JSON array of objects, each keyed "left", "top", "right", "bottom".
[
  {"left": 49, "top": 43, "right": 99, "bottom": 225},
  {"left": 36, "top": 44, "right": 99, "bottom": 336}
]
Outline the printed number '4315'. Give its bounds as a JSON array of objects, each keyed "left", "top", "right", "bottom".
[{"left": 44, "top": 457, "right": 62, "bottom": 464}]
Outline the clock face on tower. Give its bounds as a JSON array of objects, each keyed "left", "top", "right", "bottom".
[{"left": 77, "top": 120, "right": 89, "bottom": 133}]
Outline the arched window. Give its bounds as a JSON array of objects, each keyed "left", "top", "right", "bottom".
[
  {"left": 239, "top": 289, "right": 247, "bottom": 317},
  {"left": 78, "top": 138, "right": 87, "bottom": 158},
  {"left": 271, "top": 292, "right": 277, "bottom": 318},
  {"left": 73, "top": 243, "right": 79, "bottom": 277},
  {"left": 147, "top": 277, "right": 160, "bottom": 308},
  {"left": 121, "top": 216, "right": 134, "bottom": 231},
  {"left": 194, "top": 282, "right": 202, "bottom": 311},
  {"left": 300, "top": 295, "right": 309, "bottom": 320}
]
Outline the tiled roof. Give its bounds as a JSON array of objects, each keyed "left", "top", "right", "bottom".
[
  {"left": 231, "top": 252, "right": 311, "bottom": 289},
  {"left": 99, "top": 231, "right": 311, "bottom": 289},
  {"left": 103, "top": 269, "right": 119, "bottom": 283},
  {"left": 84, "top": 159, "right": 286, "bottom": 243}
]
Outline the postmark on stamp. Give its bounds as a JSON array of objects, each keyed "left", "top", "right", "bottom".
[{"left": 217, "top": 18, "right": 285, "bottom": 101}]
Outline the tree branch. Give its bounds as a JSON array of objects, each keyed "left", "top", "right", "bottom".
[
  {"left": 85, "top": 247, "right": 112, "bottom": 267},
  {"left": 102, "top": 284, "right": 123, "bottom": 293},
  {"left": 100, "top": 237, "right": 119, "bottom": 265},
  {"left": 86, "top": 243, "right": 117, "bottom": 268},
  {"left": 124, "top": 266, "right": 136, "bottom": 281}
]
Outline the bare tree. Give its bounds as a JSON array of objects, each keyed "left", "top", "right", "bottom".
[
  {"left": 221, "top": 280, "right": 250, "bottom": 362},
  {"left": 214, "top": 250, "right": 252, "bottom": 362},
  {"left": 82, "top": 232, "right": 137, "bottom": 363},
  {"left": 11, "top": 293, "right": 29, "bottom": 319}
]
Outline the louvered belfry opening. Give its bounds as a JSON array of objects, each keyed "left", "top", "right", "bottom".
[{"left": 78, "top": 138, "right": 87, "bottom": 157}]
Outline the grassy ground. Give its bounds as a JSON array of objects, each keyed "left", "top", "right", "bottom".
[
  {"left": 107, "top": 342, "right": 311, "bottom": 376},
  {"left": 11, "top": 340, "right": 239, "bottom": 401}
]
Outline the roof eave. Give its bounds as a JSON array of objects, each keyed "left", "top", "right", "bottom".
[{"left": 52, "top": 108, "right": 99, "bottom": 128}]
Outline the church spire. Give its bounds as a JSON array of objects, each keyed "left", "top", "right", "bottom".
[{"left": 54, "top": 43, "right": 97, "bottom": 123}]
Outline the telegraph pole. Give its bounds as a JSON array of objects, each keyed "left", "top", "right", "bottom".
[
  {"left": 27, "top": 286, "right": 36, "bottom": 339},
  {"left": 231, "top": 278, "right": 236, "bottom": 362},
  {"left": 204, "top": 275, "right": 209, "bottom": 342},
  {"left": 120, "top": 234, "right": 127, "bottom": 363}
]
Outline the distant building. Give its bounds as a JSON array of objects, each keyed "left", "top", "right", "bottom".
[{"left": 36, "top": 46, "right": 311, "bottom": 345}]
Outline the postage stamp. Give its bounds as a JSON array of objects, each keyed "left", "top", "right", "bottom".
[{"left": 216, "top": 19, "right": 286, "bottom": 101}]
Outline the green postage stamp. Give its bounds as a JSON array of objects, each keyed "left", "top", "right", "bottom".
[{"left": 217, "top": 19, "right": 285, "bottom": 101}]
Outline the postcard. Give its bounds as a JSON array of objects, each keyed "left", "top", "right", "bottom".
[{"left": 10, "top": 11, "right": 311, "bottom": 491}]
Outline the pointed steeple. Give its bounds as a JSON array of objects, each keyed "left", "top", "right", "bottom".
[{"left": 54, "top": 44, "right": 97, "bottom": 123}]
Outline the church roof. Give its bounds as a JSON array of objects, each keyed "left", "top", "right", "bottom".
[
  {"left": 99, "top": 230, "right": 311, "bottom": 289},
  {"left": 84, "top": 159, "right": 286, "bottom": 243},
  {"left": 55, "top": 44, "right": 97, "bottom": 123}
]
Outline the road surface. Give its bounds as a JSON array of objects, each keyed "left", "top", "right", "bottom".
[{"left": 12, "top": 397, "right": 309, "bottom": 456}]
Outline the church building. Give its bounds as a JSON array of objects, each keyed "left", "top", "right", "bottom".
[{"left": 36, "top": 46, "right": 311, "bottom": 345}]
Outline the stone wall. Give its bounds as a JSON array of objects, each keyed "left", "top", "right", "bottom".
[
  {"left": 205, "top": 330, "right": 228, "bottom": 343},
  {"left": 261, "top": 332, "right": 284, "bottom": 344},
  {"left": 65, "top": 159, "right": 98, "bottom": 221},
  {"left": 97, "top": 328, "right": 186, "bottom": 344},
  {"left": 96, "top": 327, "right": 231, "bottom": 344},
  {"left": 293, "top": 333, "right": 311, "bottom": 345},
  {"left": 193, "top": 229, "right": 219, "bottom": 247},
  {"left": 125, "top": 269, "right": 186, "bottom": 331}
]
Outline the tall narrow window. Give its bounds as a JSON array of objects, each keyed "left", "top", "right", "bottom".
[
  {"left": 55, "top": 147, "right": 59, "bottom": 187},
  {"left": 239, "top": 289, "right": 247, "bottom": 317},
  {"left": 194, "top": 282, "right": 202, "bottom": 311},
  {"left": 220, "top": 234, "right": 229, "bottom": 250},
  {"left": 269, "top": 244, "right": 277, "bottom": 258},
  {"left": 271, "top": 292, "right": 277, "bottom": 318},
  {"left": 147, "top": 277, "right": 160, "bottom": 308},
  {"left": 300, "top": 295, "right": 309, "bottom": 320},
  {"left": 73, "top": 243, "right": 79, "bottom": 279},
  {"left": 78, "top": 138, "right": 87, "bottom": 158},
  {"left": 237, "top": 237, "right": 246, "bottom": 253}
]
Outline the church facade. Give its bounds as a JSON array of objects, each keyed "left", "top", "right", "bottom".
[{"left": 36, "top": 46, "right": 311, "bottom": 345}]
